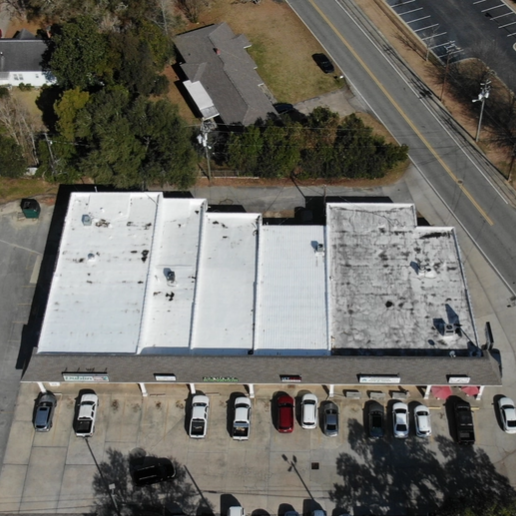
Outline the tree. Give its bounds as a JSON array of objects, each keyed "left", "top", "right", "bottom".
[
  {"left": 0, "top": 133, "right": 27, "bottom": 177},
  {"left": 48, "top": 16, "right": 108, "bottom": 90},
  {"left": 54, "top": 88, "right": 90, "bottom": 141},
  {"left": 0, "top": 91, "right": 39, "bottom": 165},
  {"left": 106, "top": 23, "right": 173, "bottom": 96},
  {"left": 256, "top": 119, "right": 301, "bottom": 178},
  {"left": 128, "top": 97, "right": 198, "bottom": 188},
  {"left": 226, "top": 125, "right": 263, "bottom": 176}
]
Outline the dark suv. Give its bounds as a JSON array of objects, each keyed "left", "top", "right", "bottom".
[
  {"left": 131, "top": 457, "right": 176, "bottom": 486},
  {"left": 368, "top": 404, "right": 384, "bottom": 439},
  {"left": 33, "top": 392, "right": 57, "bottom": 432}
]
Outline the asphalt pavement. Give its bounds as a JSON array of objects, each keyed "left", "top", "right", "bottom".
[
  {"left": 287, "top": 0, "right": 516, "bottom": 297},
  {"left": 0, "top": 201, "right": 53, "bottom": 467}
]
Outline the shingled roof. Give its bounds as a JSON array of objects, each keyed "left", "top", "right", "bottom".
[
  {"left": 0, "top": 34, "right": 47, "bottom": 74},
  {"left": 175, "top": 23, "right": 278, "bottom": 125}
]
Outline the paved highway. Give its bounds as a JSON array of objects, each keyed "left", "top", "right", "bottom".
[{"left": 287, "top": 0, "right": 516, "bottom": 294}]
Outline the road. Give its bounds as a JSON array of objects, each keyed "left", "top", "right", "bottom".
[{"left": 287, "top": 0, "right": 516, "bottom": 295}]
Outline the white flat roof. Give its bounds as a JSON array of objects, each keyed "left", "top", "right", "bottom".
[
  {"left": 38, "top": 195, "right": 478, "bottom": 357},
  {"left": 138, "top": 198, "right": 206, "bottom": 354},
  {"left": 254, "top": 226, "right": 329, "bottom": 355},
  {"left": 327, "top": 203, "right": 477, "bottom": 350},
  {"left": 183, "top": 80, "right": 219, "bottom": 120},
  {"left": 190, "top": 213, "right": 260, "bottom": 354},
  {"left": 38, "top": 193, "right": 160, "bottom": 353}
]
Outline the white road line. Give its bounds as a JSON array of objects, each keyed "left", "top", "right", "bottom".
[
  {"left": 407, "top": 15, "right": 430, "bottom": 23},
  {"left": 400, "top": 7, "right": 423, "bottom": 15},
  {"left": 428, "top": 41, "right": 454, "bottom": 49},
  {"left": 481, "top": 4, "right": 506, "bottom": 12},
  {"left": 414, "top": 23, "right": 439, "bottom": 32},
  {"left": 421, "top": 32, "right": 447, "bottom": 41},
  {"left": 492, "top": 11, "right": 513, "bottom": 19},
  {"left": 499, "top": 20, "right": 516, "bottom": 28}
]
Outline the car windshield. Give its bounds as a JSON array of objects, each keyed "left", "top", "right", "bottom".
[{"left": 397, "top": 424, "right": 407, "bottom": 431}]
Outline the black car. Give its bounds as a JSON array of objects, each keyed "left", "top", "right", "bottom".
[
  {"left": 313, "top": 53, "right": 335, "bottom": 74},
  {"left": 368, "top": 404, "right": 384, "bottom": 439},
  {"left": 33, "top": 392, "right": 57, "bottom": 432},
  {"left": 131, "top": 457, "right": 176, "bottom": 486}
]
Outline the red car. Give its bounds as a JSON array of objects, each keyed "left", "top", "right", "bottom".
[{"left": 277, "top": 394, "right": 294, "bottom": 433}]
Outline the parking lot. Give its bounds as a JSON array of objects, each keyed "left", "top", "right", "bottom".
[
  {"left": 386, "top": 0, "right": 516, "bottom": 92},
  {"left": 0, "top": 382, "right": 515, "bottom": 515}
]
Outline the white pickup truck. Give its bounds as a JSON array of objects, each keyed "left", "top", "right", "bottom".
[{"left": 74, "top": 393, "right": 99, "bottom": 437}]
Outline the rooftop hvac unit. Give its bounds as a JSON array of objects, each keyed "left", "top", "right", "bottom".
[{"left": 82, "top": 214, "right": 92, "bottom": 226}]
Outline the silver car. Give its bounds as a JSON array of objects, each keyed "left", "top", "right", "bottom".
[
  {"left": 322, "top": 401, "right": 339, "bottom": 436},
  {"left": 392, "top": 402, "right": 409, "bottom": 438}
]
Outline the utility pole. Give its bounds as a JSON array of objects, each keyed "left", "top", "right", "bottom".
[
  {"left": 43, "top": 132, "right": 57, "bottom": 177},
  {"left": 472, "top": 79, "right": 491, "bottom": 142},
  {"left": 197, "top": 121, "right": 212, "bottom": 180}
]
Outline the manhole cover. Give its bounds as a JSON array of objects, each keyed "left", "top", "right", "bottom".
[{"left": 311, "top": 462, "right": 320, "bottom": 470}]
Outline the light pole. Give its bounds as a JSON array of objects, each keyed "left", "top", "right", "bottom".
[{"left": 472, "top": 79, "right": 491, "bottom": 142}]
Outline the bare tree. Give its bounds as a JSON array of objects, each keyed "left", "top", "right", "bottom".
[
  {"left": 177, "top": 0, "right": 210, "bottom": 23},
  {"left": 0, "top": 93, "right": 39, "bottom": 165}
]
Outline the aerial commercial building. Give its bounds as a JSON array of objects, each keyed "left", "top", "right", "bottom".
[{"left": 23, "top": 192, "right": 501, "bottom": 398}]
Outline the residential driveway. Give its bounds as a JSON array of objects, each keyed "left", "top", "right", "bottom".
[{"left": 1, "top": 382, "right": 516, "bottom": 515}]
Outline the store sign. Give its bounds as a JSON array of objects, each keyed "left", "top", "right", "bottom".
[
  {"left": 154, "top": 374, "right": 176, "bottom": 382},
  {"left": 448, "top": 376, "right": 471, "bottom": 384},
  {"left": 359, "top": 375, "right": 400, "bottom": 384},
  {"left": 203, "top": 376, "right": 238, "bottom": 383},
  {"left": 280, "top": 375, "right": 302, "bottom": 383},
  {"left": 62, "top": 374, "right": 109, "bottom": 382}
]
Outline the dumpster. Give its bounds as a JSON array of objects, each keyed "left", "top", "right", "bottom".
[{"left": 20, "top": 198, "right": 41, "bottom": 219}]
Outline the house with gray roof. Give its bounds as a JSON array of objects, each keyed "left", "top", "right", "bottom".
[
  {"left": 174, "top": 23, "right": 278, "bottom": 125},
  {"left": 0, "top": 29, "right": 55, "bottom": 87}
]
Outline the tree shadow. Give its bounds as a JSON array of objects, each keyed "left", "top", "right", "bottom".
[
  {"left": 329, "top": 419, "right": 516, "bottom": 515},
  {"left": 92, "top": 448, "right": 214, "bottom": 516}
]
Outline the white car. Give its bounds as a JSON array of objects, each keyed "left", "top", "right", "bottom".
[
  {"left": 189, "top": 395, "right": 209, "bottom": 438},
  {"left": 301, "top": 393, "right": 318, "bottom": 429},
  {"left": 74, "top": 392, "right": 99, "bottom": 437},
  {"left": 392, "top": 402, "right": 409, "bottom": 438},
  {"left": 414, "top": 404, "right": 432, "bottom": 437},
  {"left": 228, "top": 507, "right": 245, "bottom": 516},
  {"left": 232, "top": 396, "right": 251, "bottom": 440},
  {"left": 498, "top": 397, "right": 516, "bottom": 434}
]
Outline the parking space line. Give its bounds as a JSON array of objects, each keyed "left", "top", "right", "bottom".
[
  {"left": 481, "top": 4, "right": 506, "bottom": 12},
  {"left": 400, "top": 7, "right": 423, "bottom": 15},
  {"left": 492, "top": 11, "right": 513, "bottom": 19},
  {"left": 414, "top": 23, "right": 439, "bottom": 32},
  {"left": 421, "top": 32, "right": 447, "bottom": 40},
  {"left": 428, "top": 41, "right": 453, "bottom": 49},
  {"left": 506, "top": 31, "right": 516, "bottom": 36},
  {"left": 395, "top": 0, "right": 416, "bottom": 5},
  {"left": 473, "top": 0, "right": 486, "bottom": 3},
  {"left": 407, "top": 15, "right": 431, "bottom": 23},
  {"left": 499, "top": 20, "right": 516, "bottom": 28}
]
